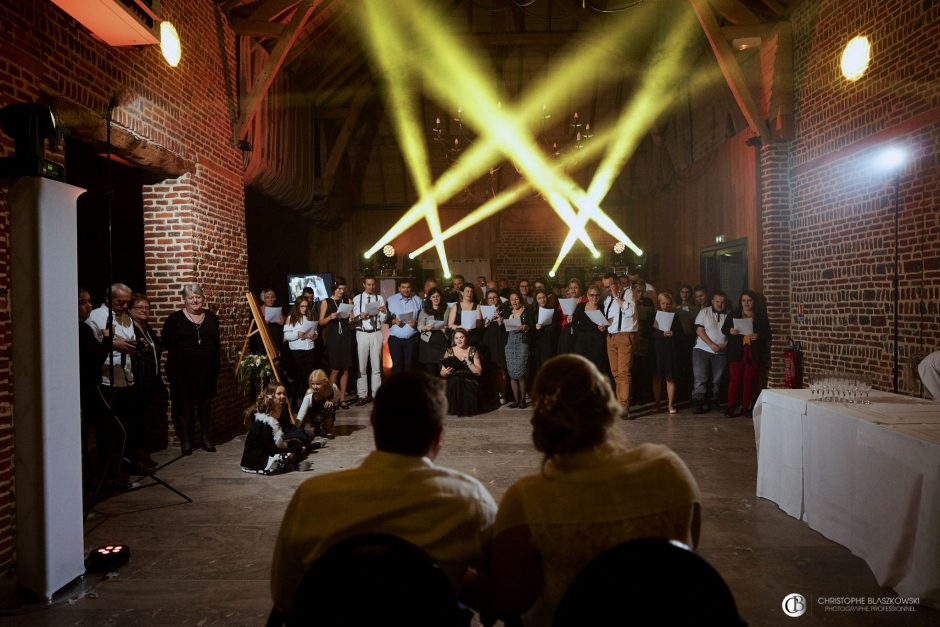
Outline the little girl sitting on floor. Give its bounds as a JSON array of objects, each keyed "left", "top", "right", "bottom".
[
  {"left": 297, "top": 369, "right": 339, "bottom": 439},
  {"left": 240, "top": 384, "right": 304, "bottom": 475}
]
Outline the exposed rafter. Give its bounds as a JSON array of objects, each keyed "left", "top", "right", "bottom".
[
  {"left": 233, "top": 0, "right": 318, "bottom": 141},
  {"left": 321, "top": 82, "right": 373, "bottom": 199},
  {"left": 708, "top": 0, "right": 760, "bottom": 25},
  {"left": 689, "top": 0, "right": 771, "bottom": 141},
  {"left": 231, "top": 18, "right": 285, "bottom": 38},
  {"left": 249, "top": 0, "right": 301, "bottom": 21}
]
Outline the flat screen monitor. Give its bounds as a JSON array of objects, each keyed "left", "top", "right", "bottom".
[{"left": 288, "top": 273, "right": 332, "bottom": 304}]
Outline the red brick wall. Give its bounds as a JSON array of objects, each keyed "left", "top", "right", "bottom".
[
  {"left": 778, "top": 0, "right": 940, "bottom": 391},
  {"left": 0, "top": 0, "right": 247, "bottom": 569}
]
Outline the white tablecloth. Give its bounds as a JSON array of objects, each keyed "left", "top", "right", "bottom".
[{"left": 754, "top": 389, "right": 940, "bottom": 609}]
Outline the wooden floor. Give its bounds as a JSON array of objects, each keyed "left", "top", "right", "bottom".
[{"left": 0, "top": 401, "right": 937, "bottom": 626}]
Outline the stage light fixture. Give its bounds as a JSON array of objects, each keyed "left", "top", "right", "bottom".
[
  {"left": 614, "top": 242, "right": 626, "bottom": 254},
  {"left": 161, "top": 22, "right": 181, "bottom": 67},
  {"left": 383, "top": 244, "right": 396, "bottom": 257},
  {"left": 86, "top": 544, "right": 130, "bottom": 572},
  {"left": 875, "top": 147, "right": 906, "bottom": 171},
  {"left": 840, "top": 36, "right": 870, "bottom": 81}
]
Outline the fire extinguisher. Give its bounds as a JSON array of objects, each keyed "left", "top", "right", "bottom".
[{"left": 784, "top": 338, "right": 803, "bottom": 389}]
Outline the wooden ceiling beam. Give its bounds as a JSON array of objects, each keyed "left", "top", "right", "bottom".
[
  {"left": 758, "top": 0, "right": 786, "bottom": 17},
  {"left": 707, "top": 0, "right": 761, "bottom": 25},
  {"left": 221, "top": 0, "right": 261, "bottom": 11},
  {"left": 769, "top": 21, "right": 794, "bottom": 140},
  {"left": 283, "top": 1, "right": 346, "bottom": 67},
  {"left": 231, "top": 18, "right": 285, "bottom": 38},
  {"left": 233, "top": 0, "right": 318, "bottom": 141},
  {"left": 322, "top": 83, "right": 373, "bottom": 198},
  {"left": 720, "top": 23, "right": 777, "bottom": 41},
  {"left": 250, "top": 0, "right": 300, "bottom": 21},
  {"left": 689, "top": 0, "right": 770, "bottom": 141}
]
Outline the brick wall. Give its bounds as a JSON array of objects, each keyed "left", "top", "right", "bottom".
[
  {"left": 0, "top": 0, "right": 247, "bottom": 570},
  {"left": 779, "top": 0, "right": 940, "bottom": 392}
]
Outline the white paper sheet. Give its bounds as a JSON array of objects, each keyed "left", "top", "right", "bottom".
[
  {"left": 585, "top": 309, "right": 609, "bottom": 326},
  {"left": 500, "top": 296, "right": 508, "bottom": 303},
  {"left": 264, "top": 306, "right": 282, "bottom": 323},
  {"left": 428, "top": 319, "right": 447, "bottom": 330},
  {"left": 336, "top": 303, "right": 354, "bottom": 319},
  {"left": 734, "top": 317, "right": 754, "bottom": 335},
  {"left": 480, "top": 305, "right": 496, "bottom": 321},
  {"left": 364, "top": 299, "right": 382, "bottom": 315},
  {"left": 538, "top": 307, "right": 554, "bottom": 325},
  {"left": 299, "top": 319, "right": 318, "bottom": 334},
  {"left": 558, "top": 298, "right": 577, "bottom": 315},
  {"left": 655, "top": 310, "right": 675, "bottom": 331},
  {"left": 503, "top": 316, "right": 522, "bottom": 332},
  {"left": 395, "top": 309, "right": 414, "bottom": 322},
  {"left": 461, "top": 310, "right": 478, "bottom": 329}
]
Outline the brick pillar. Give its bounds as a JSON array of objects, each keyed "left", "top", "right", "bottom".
[
  {"left": 143, "top": 168, "right": 249, "bottom": 444},
  {"left": 760, "top": 140, "right": 792, "bottom": 387}
]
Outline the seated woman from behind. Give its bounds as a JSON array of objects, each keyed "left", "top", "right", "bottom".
[
  {"left": 487, "top": 354, "right": 701, "bottom": 625},
  {"left": 241, "top": 384, "right": 304, "bottom": 475},
  {"left": 296, "top": 369, "right": 338, "bottom": 439}
]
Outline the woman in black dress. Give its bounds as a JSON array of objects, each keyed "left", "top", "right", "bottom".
[
  {"left": 531, "top": 288, "right": 559, "bottom": 378},
  {"left": 319, "top": 278, "right": 353, "bottom": 409},
  {"left": 163, "top": 283, "right": 221, "bottom": 455},
  {"left": 440, "top": 328, "right": 482, "bottom": 416},
  {"left": 129, "top": 293, "right": 168, "bottom": 454},
  {"left": 418, "top": 287, "right": 449, "bottom": 375},
  {"left": 652, "top": 292, "right": 683, "bottom": 414},
  {"left": 480, "top": 289, "right": 508, "bottom": 408},
  {"left": 573, "top": 286, "right": 611, "bottom": 380},
  {"left": 447, "top": 284, "right": 483, "bottom": 343},
  {"left": 240, "top": 384, "right": 300, "bottom": 475}
]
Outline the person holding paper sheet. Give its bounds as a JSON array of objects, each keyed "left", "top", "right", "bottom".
[
  {"left": 352, "top": 275, "right": 387, "bottom": 405},
  {"left": 504, "top": 291, "right": 532, "bottom": 408},
  {"left": 558, "top": 278, "right": 586, "bottom": 354},
  {"left": 261, "top": 288, "right": 285, "bottom": 355},
  {"left": 419, "top": 287, "right": 450, "bottom": 376},
  {"left": 481, "top": 289, "right": 509, "bottom": 407},
  {"left": 692, "top": 291, "right": 729, "bottom": 414},
  {"left": 448, "top": 284, "right": 483, "bottom": 343},
  {"left": 319, "top": 277, "right": 354, "bottom": 409},
  {"left": 386, "top": 278, "right": 423, "bottom": 373},
  {"left": 720, "top": 290, "right": 771, "bottom": 418},
  {"left": 284, "top": 297, "right": 319, "bottom": 408},
  {"left": 440, "top": 328, "right": 483, "bottom": 416},
  {"left": 532, "top": 289, "right": 559, "bottom": 376},
  {"left": 601, "top": 273, "right": 638, "bottom": 416},
  {"left": 652, "top": 292, "right": 683, "bottom": 414},
  {"left": 573, "top": 286, "right": 613, "bottom": 387}
]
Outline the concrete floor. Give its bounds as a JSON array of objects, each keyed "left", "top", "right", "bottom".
[{"left": 1, "top": 402, "right": 937, "bottom": 626}]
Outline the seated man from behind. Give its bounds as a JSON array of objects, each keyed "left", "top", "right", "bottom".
[{"left": 270, "top": 371, "right": 497, "bottom": 613}]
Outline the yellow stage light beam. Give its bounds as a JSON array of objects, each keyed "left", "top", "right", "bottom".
[
  {"left": 387, "top": 1, "right": 602, "bottom": 255},
  {"left": 372, "top": 1, "right": 660, "bottom": 260},
  {"left": 358, "top": 1, "right": 453, "bottom": 276},
  {"left": 550, "top": 10, "right": 709, "bottom": 274},
  {"left": 409, "top": 125, "right": 621, "bottom": 258}
]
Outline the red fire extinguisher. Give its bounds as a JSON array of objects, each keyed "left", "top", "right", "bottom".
[{"left": 784, "top": 339, "right": 803, "bottom": 389}]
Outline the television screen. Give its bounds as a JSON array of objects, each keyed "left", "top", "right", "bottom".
[{"left": 288, "top": 273, "right": 332, "bottom": 304}]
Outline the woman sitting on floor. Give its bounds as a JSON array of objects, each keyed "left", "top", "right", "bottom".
[
  {"left": 296, "top": 369, "right": 338, "bottom": 439},
  {"left": 440, "top": 327, "right": 483, "bottom": 416},
  {"left": 240, "top": 384, "right": 304, "bottom": 475},
  {"left": 486, "top": 354, "right": 702, "bottom": 625}
]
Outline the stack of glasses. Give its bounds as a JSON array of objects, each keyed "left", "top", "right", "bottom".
[{"left": 809, "top": 374, "right": 873, "bottom": 404}]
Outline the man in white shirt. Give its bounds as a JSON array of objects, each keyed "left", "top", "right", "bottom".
[
  {"left": 85, "top": 282, "right": 154, "bottom": 472},
  {"left": 602, "top": 273, "right": 638, "bottom": 417},
  {"left": 352, "top": 275, "right": 387, "bottom": 405},
  {"left": 385, "top": 278, "right": 423, "bottom": 373},
  {"left": 270, "top": 371, "right": 497, "bottom": 614},
  {"left": 692, "top": 291, "right": 729, "bottom": 414}
]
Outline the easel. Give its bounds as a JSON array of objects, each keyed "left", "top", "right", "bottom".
[{"left": 237, "top": 292, "right": 295, "bottom": 422}]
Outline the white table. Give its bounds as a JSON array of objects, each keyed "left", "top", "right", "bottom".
[{"left": 754, "top": 389, "right": 940, "bottom": 609}]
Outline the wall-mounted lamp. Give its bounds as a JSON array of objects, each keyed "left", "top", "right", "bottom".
[
  {"left": 160, "top": 21, "right": 181, "bottom": 68},
  {"left": 841, "top": 36, "right": 870, "bottom": 81}
]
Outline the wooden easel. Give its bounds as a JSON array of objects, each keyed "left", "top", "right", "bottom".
[{"left": 237, "top": 292, "right": 295, "bottom": 422}]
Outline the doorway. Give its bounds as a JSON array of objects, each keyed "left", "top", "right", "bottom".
[{"left": 700, "top": 238, "right": 747, "bottom": 306}]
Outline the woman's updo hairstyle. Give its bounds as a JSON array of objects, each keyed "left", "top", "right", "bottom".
[{"left": 531, "top": 354, "right": 621, "bottom": 460}]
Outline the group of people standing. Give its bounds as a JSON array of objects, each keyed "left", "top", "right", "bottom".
[
  {"left": 79, "top": 282, "right": 221, "bottom": 486},
  {"left": 262, "top": 271, "right": 772, "bottom": 420}
]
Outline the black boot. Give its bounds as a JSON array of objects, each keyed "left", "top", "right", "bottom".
[
  {"left": 174, "top": 411, "right": 193, "bottom": 456},
  {"left": 197, "top": 411, "right": 216, "bottom": 452},
  {"left": 692, "top": 402, "right": 709, "bottom": 414}
]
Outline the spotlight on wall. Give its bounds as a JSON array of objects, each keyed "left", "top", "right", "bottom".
[
  {"left": 160, "top": 21, "right": 182, "bottom": 68},
  {"left": 875, "top": 147, "right": 906, "bottom": 171},
  {"left": 841, "top": 35, "right": 870, "bottom": 81}
]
